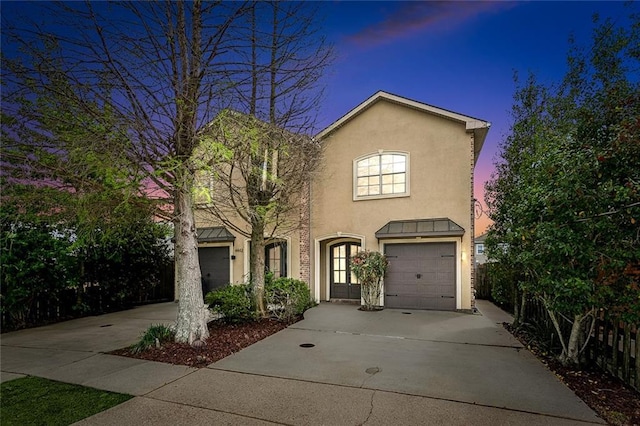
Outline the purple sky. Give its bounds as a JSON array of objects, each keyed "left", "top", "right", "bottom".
[
  {"left": 2, "top": 1, "right": 634, "bottom": 235},
  {"left": 315, "top": 1, "right": 635, "bottom": 234}
]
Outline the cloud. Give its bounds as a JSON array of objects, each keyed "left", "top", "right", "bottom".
[{"left": 346, "top": 1, "right": 510, "bottom": 48}]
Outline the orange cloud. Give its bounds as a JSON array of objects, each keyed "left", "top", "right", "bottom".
[{"left": 347, "top": 1, "right": 511, "bottom": 47}]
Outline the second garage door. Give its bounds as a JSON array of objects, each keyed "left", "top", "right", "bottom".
[
  {"left": 199, "top": 247, "right": 230, "bottom": 296},
  {"left": 384, "top": 242, "right": 456, "bottom": 310}
]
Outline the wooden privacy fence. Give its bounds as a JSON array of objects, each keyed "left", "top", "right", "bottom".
[
  {"left": 587, "top": 312, "right": 639, "bottom": 391},
  {"left": 477, "top": 264, "right": 639, "bottom": 391},
  {"left": 474, "top": 263, "right": 492, "bottom": 299},
  {"left": 1, "top": 261, "right": 175, "bottom": 332},
  {"left": 523, "top": 298, "right": 639, "bottom": 391}
]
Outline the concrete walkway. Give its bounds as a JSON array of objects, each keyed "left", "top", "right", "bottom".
[{"left": 1, "top": 301, "right": 604, "bottom": 425}]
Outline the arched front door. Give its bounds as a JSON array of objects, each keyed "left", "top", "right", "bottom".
[{"left": 330, "top": 242, "right": 361, "bottom": 299}]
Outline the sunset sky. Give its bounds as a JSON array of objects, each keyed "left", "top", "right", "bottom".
[
  {"left": 314, "top": 1, "right": 635, "bottom": 235},
  {"left": 2, "top": 1, "right": 634, "bottom": 235}
]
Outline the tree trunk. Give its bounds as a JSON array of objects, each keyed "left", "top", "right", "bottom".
[
  {"left": 250, "top": 216, "right": 267, "bottom": 317},
  {"left": 559, "top": 313, "right": 586, "bottom": 366},
  {"left": 519, "top": 289, "right": 527, "bottom": 325},
  {"left": 174, "top": 185, "right": 209, "bottom": 344},
  {"left": 269, "top": 2, "right": 278, "bottom": 124},
  {"left": 249, "top": 3, "right": 257, "bottom": 116},
  {"left": 513, "top": 286, "right": 521, "bottom": 327}
]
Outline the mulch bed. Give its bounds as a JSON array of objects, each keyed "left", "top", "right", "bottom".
[
  {"left": 109, "top": 317, "right": 298, "bottom": 368},
  {"left": 505, "top": 323, "right": 640, "bottom": 426},
  {"left": 111, "top": 314, "right": 640, "bottom": 425}
]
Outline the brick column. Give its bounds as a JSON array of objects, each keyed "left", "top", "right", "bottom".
[
  {"left": 299, "top": 181, "right": 311, "bottom": 285},
  {"left": 469, "top": 132, "right": 476, "bottom": 311}
]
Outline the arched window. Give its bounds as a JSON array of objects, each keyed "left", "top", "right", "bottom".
[{"left": 354, "top": 152, "right": 409, "bottom": 199}]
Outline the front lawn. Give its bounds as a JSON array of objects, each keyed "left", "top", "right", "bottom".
[{"left": 1, "top": 376, "right": 132, "bottom": 426}]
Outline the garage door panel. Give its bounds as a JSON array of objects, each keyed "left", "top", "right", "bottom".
[
  {"left": 384, "top": 242, "right": 456, "bottom": 310},
  {"left": 199, "top": 247, "right": 230, "bottom": 296}
]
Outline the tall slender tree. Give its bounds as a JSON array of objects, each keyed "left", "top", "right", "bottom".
[
  {"left": 199, "top": 1, "right": 332, "bottom": 315},
  {"left": 2, "top": 1, "right": 248, "bottom": 343}
]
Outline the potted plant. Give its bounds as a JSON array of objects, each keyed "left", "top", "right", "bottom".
[{"left": 350, "top": 250, "right": 389, "bottom": 311}]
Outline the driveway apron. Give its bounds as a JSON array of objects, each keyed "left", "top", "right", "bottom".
[
  {"left": 1, "top": 300, "right": 603, "bottom": 425},
  {"left": 204, "top": 302, "right": 601, "bottom": 424}
]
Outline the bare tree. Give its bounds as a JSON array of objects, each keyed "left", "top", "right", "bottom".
[
  {"left": 1, "top": 1, "right": 248, "bottom": 343},
  {"left": 200, "top": 1, "right": 332, "bottom": 315},
  {"left": 197, "top": 110, "right": 321, "bottom": 316}
]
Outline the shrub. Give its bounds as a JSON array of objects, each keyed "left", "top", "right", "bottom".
[
  {"left": 130, "top": 324, "right": 174, "bottom": 354},
  {"left": 265, "top": 277, "right": 315, "bottom": 322},
  {"left": 205, "top": 284, "right": 256, "bottom": 323},
  {"left": 350, "top": 250, "right": 389, "bottom": 311},
  {"left": 0, "top": 222, "right": 78, "bottom": 330}
]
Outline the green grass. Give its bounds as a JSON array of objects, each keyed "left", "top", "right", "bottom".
[{"left": 1, "top": 376, "right": 133, "bottom": 426}]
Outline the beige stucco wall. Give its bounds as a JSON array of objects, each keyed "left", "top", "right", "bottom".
[
  {"left": 310, "top": 99, "right": 475, "bottom": 310},
  {"left": 194, "top": 209, "right": 303, "bottom": 285}
]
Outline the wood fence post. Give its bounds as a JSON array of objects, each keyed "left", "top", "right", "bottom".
[
  {"left": 635, "top": 324, "right": 640, "bottom": 391},
  {"left": 611, "top": 318, "right": 619, "bottom": 379},
  {"left": 622, "top": 323, "right": 631, "bottom": 383}
]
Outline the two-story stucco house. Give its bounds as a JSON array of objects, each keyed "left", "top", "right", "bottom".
[{"left": 194, "top": 91, "right": 490, "bottom": 312}]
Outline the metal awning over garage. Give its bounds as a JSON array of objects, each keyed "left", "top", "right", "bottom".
[
  {"left": 375, "top": 218, "right": 465, "bottom": 239},
  {"left": 197, "top": 227, "right": 236, "bottom": 243}
]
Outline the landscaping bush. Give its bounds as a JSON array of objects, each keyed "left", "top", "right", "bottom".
[
  {"left": 265, "top": 277, "right": 315, "bottom": 322},
  {"left": 205, "top": 284, "right": 256, "bottom": 323},
  {"left": 129, "top": 324, "right": 175, "bottom": 354},
  {"left": 350, "top": 250, "right": 388, "bottom": 311},
  {"left": 0, "top": 222, "right": 78, "bottom": 330}
]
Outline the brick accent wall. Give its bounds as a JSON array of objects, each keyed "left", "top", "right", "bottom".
[
  {"left": 469, "top": 132, "right": 476, "bottom": 311},
  {"left": 299, "top": 182, "right": 311, "bottom": 284}
]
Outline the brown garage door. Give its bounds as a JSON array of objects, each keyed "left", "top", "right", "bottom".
[{"left": 384, "top": 242, "right": 456, "bottom": 310}]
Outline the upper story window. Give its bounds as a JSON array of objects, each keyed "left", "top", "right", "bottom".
[
  {"left": 475, "top": 243, "right": 485, "bottom": 255},
  {"left": 354, "top": 152, "right": 409, "bottom": 200}
]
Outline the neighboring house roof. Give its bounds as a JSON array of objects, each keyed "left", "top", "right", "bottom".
[
  {"left": 375, "top": 218, "right": 465, "bottom": 239},
  {"left": 197, "top": 227, "right": 236, "bottom": 243},
  {"left": 475, "top": 233, "right": 488, "bottom": 243},
  {"left": 315, "top": 91, "right": 491, "bottom": 164}
]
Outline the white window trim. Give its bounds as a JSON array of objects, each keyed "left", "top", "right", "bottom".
[
  {"left": 352, "top": 150, "right": 410, "bottom": 201},
  {"left": 243, "top": 236, "right": 292, "bottom": 281},
  {"left": 197, "top": 242, "right": 234, "bottom": 286},
  {"left": 313, "top": 233, "right": 366, "bottom": 302},
  {"left": 379, "top": 238, "right": 462, "bottom": 310}
]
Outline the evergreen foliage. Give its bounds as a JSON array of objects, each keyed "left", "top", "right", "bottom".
[{"left": 485, "top": 9, "right": 640, "bottom": 365}]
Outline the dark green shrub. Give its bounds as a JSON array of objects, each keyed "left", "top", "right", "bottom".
[
  {"left": 205, "top": 284, "right": 256, "bottom": 323},
  {"left": 0, "top": 222, "right": 78, "bottom": 330},
  {"left": 265, "top": 277, "right": 315, "bottom": 321},
  {"left": 130, "top": 324, "right": 174, "bottom": 354}
]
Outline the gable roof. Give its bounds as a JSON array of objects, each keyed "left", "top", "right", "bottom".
[{"left": 315, "top": 91, "right": 490, "bottom": 164}]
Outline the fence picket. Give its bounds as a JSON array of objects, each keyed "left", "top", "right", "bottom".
[
  {"left": 1, "top": 262, "right": 175, "bottom": 332},
  {"left": 475, "top": 273, "right": 638, "bottom": 391},
  {"left": 623, "top": 324, "right": 631, "bottom": 383}
]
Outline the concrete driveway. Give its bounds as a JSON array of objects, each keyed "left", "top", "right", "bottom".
[{"left": 1, "top": 301, "right": 603, "bottom": 425}]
